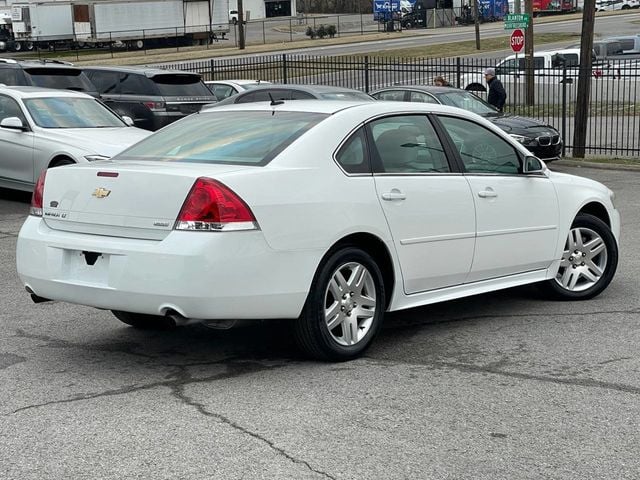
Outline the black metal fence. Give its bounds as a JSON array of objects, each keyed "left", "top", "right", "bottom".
[{"left": 163, "top": 54, "right": 640, "bottom": 157}]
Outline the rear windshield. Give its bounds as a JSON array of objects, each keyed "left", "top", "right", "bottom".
[
  {"left": 118, "top": 111, "right": 328, "bottom": 166},
  {"left": 24, "top": 68, "right": 96, "bottom": 92},
  {"left": 152, "top": 74, "right": 213, "bottom": 97}
]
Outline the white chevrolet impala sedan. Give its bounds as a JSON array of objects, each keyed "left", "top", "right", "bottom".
[{"left": 16, "top": 101, "right": 620, "bottom": 361}]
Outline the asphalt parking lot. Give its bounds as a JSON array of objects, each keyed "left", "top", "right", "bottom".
[{"left": 1, "top": 164, "right": 639, "bottom": 479}]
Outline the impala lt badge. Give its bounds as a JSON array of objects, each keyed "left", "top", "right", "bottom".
[{"left": 92, "top": 187, "right": 111, "bottom": 199}]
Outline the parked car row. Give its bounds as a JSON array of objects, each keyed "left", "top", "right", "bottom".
[
  {"left": 0, "top": 70, "right": 567, "bottom": 193},
  {"left": 0, "top": 59, "right": 216, "bottom": 131}
]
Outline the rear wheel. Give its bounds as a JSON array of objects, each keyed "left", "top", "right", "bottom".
[
  {"left": 294, "top": 247, "right": 385, "bottom": 361},
  {"left": 540, "top": 214, "right": 618, "bottom": 300},
  {"left": 49, "top": 157, "right": 74, "bottom": 168},
  {"left": 111, "top": 310, "right": 176, "bottom": 330}
]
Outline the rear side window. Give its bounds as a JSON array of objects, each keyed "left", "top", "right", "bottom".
[
  {"left": 119, "top": 73, "right": 153, "bottom": 95},
  {"left": 373, "top": 90, "right": 406, "bottom": 101},
  {"left": 86, "top": 70, "right": 121, "bottom": 94},
  {"left": 118, "top": 111, "right": 328, "bottom": 166},
  {"left": 152, "top": 74, "right": 212, "bottom": 97},
  {"left": 24, "top": 68, "right": 95, "bottom": 92},
  {"left": 619, "top": 39, "right": 635, "bottom": 50},
  {"left": 0, "top": 68, "right": 20, "bottom": 85},
  {"left": 335, "top": 127, "right": 370, "bottom": 174}
]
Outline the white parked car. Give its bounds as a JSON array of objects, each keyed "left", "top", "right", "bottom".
[
  {"left": 595, "top": 0, "right": 639, "bottom": 10},
  {"left": 0, "top": 86, "right": 151, "bottom": 192},
  {"left": 16, "top": 101, "right": 620, "bottom": 361}
]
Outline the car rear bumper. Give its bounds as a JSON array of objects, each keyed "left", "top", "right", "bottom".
[{"left": 17, "top": 217, "right": 319, "bottom": 320}]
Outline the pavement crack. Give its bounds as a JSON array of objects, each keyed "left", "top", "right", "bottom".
[
  {"left": 169, "top": 367, "right": 337, "bottom": 480},
  {"left": 362, "top": 357, "right": 640, "bottom": 395}
]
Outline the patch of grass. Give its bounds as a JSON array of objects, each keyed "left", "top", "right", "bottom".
[
  {"left": 507, "top": 102, "right": 639, "bottom": 117},
  {"left": 362, "top": 32, "right": 580, "bottom": 58},
  {"left": 564, "top": 156, "right": 640, "bottom": 165}
]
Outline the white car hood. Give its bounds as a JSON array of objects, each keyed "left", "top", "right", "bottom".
[{"left": 37, "top": 127, "right": 151, "bottom": 157}]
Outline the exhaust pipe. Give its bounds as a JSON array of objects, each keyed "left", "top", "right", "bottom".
[
  {"left": 30, "top": 293, "right": 52, "bottom": 304},
  {"left": 25, "top": 286, "right": 52, "bottom": 304}
]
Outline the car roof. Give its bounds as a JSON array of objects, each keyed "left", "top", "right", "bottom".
[
  {"left": 206, "top": 79, "right": 270, "bottom": 85},
  {"left": 372, "top": 85, "right": 456, "bottom": 94},
  {"left": 0, "top": 86, "right": 93, "bottom": 99},
  {"left": 205, "top": 99, "right": 478, "bottom": 117},
  {"left": 82, "top": 65, "right": 199, "bottom": 78},
  {"left": 0, "top": 58, "right": 80, "bottom": 69},
  {"left": 236, "top": 84, "right": 366, "bottom": 94}
]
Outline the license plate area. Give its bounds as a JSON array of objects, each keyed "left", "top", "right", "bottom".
[{"left": 62, "top": 249, "right": 110, "bottom": 285}]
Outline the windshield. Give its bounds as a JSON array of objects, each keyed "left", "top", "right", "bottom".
[
  {"left": 24, "top": 68, "right": 96, "bottom": 92},
  {"left": 118, "top": 111, "right": 328, "bottom": 166},
  {"left": 152, "top": 74, "right": 214, "bottom": 97},
  {"left": 24, "top": 97, "right": 126, "bottom": 129},
  {"left": 319, "top": 91, "right": 373, "bottom": 101},
  {"left": 434, "top": 91, "right": 498, "bottom": 116}
]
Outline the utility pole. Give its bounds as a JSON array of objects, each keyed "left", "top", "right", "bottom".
[
  {"left": 573, "top": 0, "right": 596, "bottom": 158},
  {"left": 473, "top": 0, "right": 480, "bottom": 50},
  {"left": 238, "top": 0, "right": 245, "bottom": 50},
  {"left": 524, "top": 0, "right": 534, "bottom": 106}
]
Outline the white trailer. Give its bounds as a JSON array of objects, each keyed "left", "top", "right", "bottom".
[{"left": 9, "top": 0, "right": 230, "bottom": 50}]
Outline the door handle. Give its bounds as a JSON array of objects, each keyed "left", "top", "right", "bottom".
[
  {"left": 478, "top": 190, "right": 497, "bottom": 198},
  {"left": 381, "top": 191, "right": 406, "bottom": 201}
]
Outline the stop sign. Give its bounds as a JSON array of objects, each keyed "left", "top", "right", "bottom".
[{"left": 510, "top": 29, "right": 525, "bottom": 53}]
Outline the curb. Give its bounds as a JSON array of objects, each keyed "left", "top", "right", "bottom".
[{"left": 552, "top": 159, "right": 640, "bottom": 171}]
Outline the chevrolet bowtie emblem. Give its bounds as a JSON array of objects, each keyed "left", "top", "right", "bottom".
[{"left": 92, "top": 187, "right": 111, "bottom": 199}]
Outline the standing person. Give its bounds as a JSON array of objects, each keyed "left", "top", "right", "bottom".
[
  {"left": 483, "top": 67, "right": 506, "bottom": 112},
  {"left": 433, "top": 76, "right": 451, "bottom": 87}
]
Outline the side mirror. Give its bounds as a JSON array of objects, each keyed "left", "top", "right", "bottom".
[
  {"left": 523, "top": 155, "right": 545, "bottom": 174},
  {"left": 121, "top": 116, "right": 135, "bottom": 127},
  {"left": 0, "top": 117, "right": 26, "bottom": 131}
]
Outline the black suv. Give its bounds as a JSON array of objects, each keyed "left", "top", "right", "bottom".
[
  {"left": 83, "top": 66, "right": 216, "bottom": 131},
  {"left": 0, "top": 59, "right": 98, "bottom": 97}
]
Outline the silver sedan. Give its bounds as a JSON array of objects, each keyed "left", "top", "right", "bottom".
[{"left": 0, "top": 86, "right": 151, "bottom": 192}]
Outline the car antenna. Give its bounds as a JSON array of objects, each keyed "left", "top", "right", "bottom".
[{"left": 268, "top": 92, "right": 285, "bottom": 107}]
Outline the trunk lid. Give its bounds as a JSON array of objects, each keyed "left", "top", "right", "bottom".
[{"left": 42, "top": 161, "right": 251, "bottom": 240}]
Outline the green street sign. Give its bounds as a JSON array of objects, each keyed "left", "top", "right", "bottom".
[{"left": 504, "top": 13, "right": 530, "bottom": 30}]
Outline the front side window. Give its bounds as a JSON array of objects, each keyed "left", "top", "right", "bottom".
[
  {"left": 24, "top": 97, "right": 125, "bottom": 129},
  {"left": 368, "top": 115, "right": 450, "bottom": 174},
  {"left": 335, "top": 127, "right": 369, "bottom": 174},
  {"left": 118, "top": 111, "right": 328, "bottom": 166},
  {"left": 438, "top": 116, "right": 521, "bottom": 174}
]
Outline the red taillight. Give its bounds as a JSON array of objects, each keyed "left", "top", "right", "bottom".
[
  {"left": 143, "top": 101, "right": 166, "bottom": 111},
  {"left": 175, "top": 178, "right": 257, "bottom": 231},
  {"left": 30, "top": 169, "right": 47, "bottom": 216}
]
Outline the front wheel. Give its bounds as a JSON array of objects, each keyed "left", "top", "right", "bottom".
[
  {"left": 540, "top": 213, "right": 618, "bottom": 300},
  {"left": 294, "top": 247, "right": 386, "bottom": 361}
]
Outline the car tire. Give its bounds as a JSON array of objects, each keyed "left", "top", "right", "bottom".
[
  {"left": 111, "top": 310, "right": 176, "bottom": 330},
  {"left": 294, "top": 247, "right": 385, "bottom": 361},
  {"left": 539, "top": 213, "right": 618, "bottom": 300}
]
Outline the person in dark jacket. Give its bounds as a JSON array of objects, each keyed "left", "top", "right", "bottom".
[{"left": 483, "top": 67, "right": 506, "bottom": 112}]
